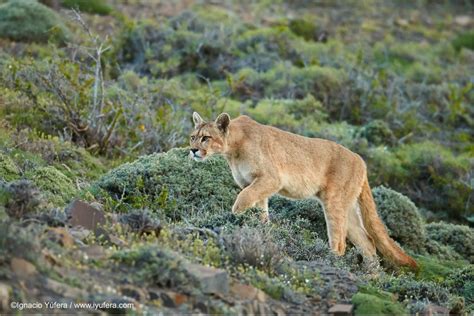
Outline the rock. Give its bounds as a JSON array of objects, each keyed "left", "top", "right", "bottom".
[
  {"left": 273, "top": 305, "right": 287, "bottom": 316},
  {"left": 91, "top": 294, "right": 136, "bottom": 314},
  {"left": 230, "top": 282, "right": 268, "bottom": 302},
  {"left": 44, "top": 278, "right": 87, "bottom": 299},
  {"left": 184, "top": 263, "right": 229, "bottom": 294},
  {"left": 454, "top": 15, "right": 471, "bottom": 26},
  {"left": 67, "top": 200, "right": 107, "bottom": 234},
  {"left": 148, "top": 288, "right": 161, "bottom": 301},
  {"left": 69, "top": 227, "right": 91, "bottom": 242},
  {"left": 160, "top": 291, "right": 188, "bottom": 307},
  {"left": 46, "top": 227, "right": 74, "bottom": 248},
  {"left": 422, "top": 304, "right": 449, "bottom": 316},
  {"left": 11, "top": 258, "right": 37, "bottom": 277},
  {"left": 0, "top": 282, "right": 11, "bottom": 311},
  {"left": 89, "top": 201, "right": 105, "bottom": 212},
  {"left": 328, "top": 304, "right": 353, "bottom": 315},
  {"left": 395, "top": 18, "right": 409, "bottom": 27},
  {"left": 107, "top": 234, "right": 128, "bottom": 247},
  {"left": 81, "top": 245, "right": 106, "bottom": 261},
  {"left": 119, "top": 285, "right": 148, "bottom": 303}
]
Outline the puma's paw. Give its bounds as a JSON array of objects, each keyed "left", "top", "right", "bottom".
[
  {"left": 259, "top": 212, "right": 270, "bottom": 224},
  {"left": 232, "top": 203, "right": 247, "bottom": 215}
]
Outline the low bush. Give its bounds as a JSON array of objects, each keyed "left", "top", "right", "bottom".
[
  {"left": 368, "top": 142, "right": 472, "bottom": 221},
  {"left": 357, "top": 120, "right": 396, "bottom": 146},
  {"left": 425, "top": 222, "right": 474, "bottom": 263},
  {"left": 372, "top": 186, "right": 426, "bottom": 252},
  {"left": 223, "top": 225, "right": 285, "bottom": 272},
  {"left": 0, "top": 0, "right": 70, "bottom": 43},
  {"left": 111, "top": 246, "right": 191, "bottom": 288},
  {"left": 0, "top": 153, "right": 20, "bottom": 181},
  {"left": 93, "top": 148, "right": 239, "bottom": 220},
  {"left": 288, "top": 18, "right": 319, "bottom": 41},
  {"left": 27, "top": 166, "right": 77, "bottom": 206},
  {"left": 2, "top": 180, "right": 43, "bottom": 219},
  {"left": 445, "top": 266, "right": 474, "bottom": 308},
  {"left": 374, "top": 274, "right": 460, "bottom": 313},
  {"left": 0, "top": 220, "right": 42, "bottom": 265}
]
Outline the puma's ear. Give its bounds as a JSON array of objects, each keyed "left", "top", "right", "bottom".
[
  {"left": 193, "top": 112, "right": 204, "bottom": 127},
  {"left": 215, "top": 113, "right": 230, "bottom": 134}
]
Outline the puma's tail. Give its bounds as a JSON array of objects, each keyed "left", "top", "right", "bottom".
[{"left": 358, "top": 177, "right": 418, "bottom": 270}]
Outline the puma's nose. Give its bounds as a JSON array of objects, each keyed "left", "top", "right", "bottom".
[{"left": 191, "top": 148, "right": 199, "bottom": 154}]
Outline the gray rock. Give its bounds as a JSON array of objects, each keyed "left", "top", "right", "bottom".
[
  {"left": 11, "top": 257, "right": 37, "bottom": 278},
  {"left": 328, "top": 304, "right": 353, "bottom": 315},
  {"left": 184, "top": 263, "right": 229, "bottom": 294},
  {"left": 0, "top": 282, "right": 11, "bottom": 311},
  {"left": 67, "top": 200, "right": 106, "bottom": 234}
]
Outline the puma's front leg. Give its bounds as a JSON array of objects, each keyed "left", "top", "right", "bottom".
[
  {"left": 256, "top": 198, "right": 270, "bottom": 224},
  {"left": 232, "top": 176, "right": 280, "bottom": 215}
]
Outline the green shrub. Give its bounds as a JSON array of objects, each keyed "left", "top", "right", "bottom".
[
  {"left": 425, "top": 222, "right": 474, "bottom": 263},
  {"left": 61, "top": 0, "right": 112, "bottom": 15},
  {"left": 445, "top": 266, "right": 474, "bottom": 308},
  {"left": 452, "top": 31, "right": 474, "bottom": 52},
  {"left": 374, "top": 274, "right": 458, "bottom": 313},
  {"left": 0, "top": 0, "right": 70, "bottom": 43},
  {"left": 111, "top": 246, "right": 191, "bottom": 288},
  {"left": 367, "top": 142, "right": 472, "bottom": 222},
  {"left": 372, "top": 186, "right": 426, "bottom": 252},
  {"left": 233, "top": 63, "right": 347, "bottom": 103},
  {"left": 2, "top": 180, "right": 43, "bottom": 219},
  {"left": 288, "top": 18, "right": 318, "bottom": 41},
  {"left": 93, "top": 148, "right": 239, "bottom": 221},
  {"left": 0, "top": 220, "right": 41, "bottom": 265},
  {"left": 0, "top": 153, "right": 20, "bottom": 182},
  {"left": 223, "top": 225, "right": 285, "bottom": 272},
  {"left": 270, "top": 195, "right": 326, "bottom": 239},
  {"left": 246, "top": 94, "right": 327, "bottom": 133},
  {"left": 27, "top": 166, "right": 76, "bottom": 205},
  {"left": 424, "top": 239, "right": 463, "bottom": 261},
  {"left": 357, "top": 120, "right": 396, "bottom": 146},
  {"left": 393, "top": 142, "right": 472, "bottom": 221}
]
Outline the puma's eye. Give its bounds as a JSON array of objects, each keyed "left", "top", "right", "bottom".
[
  {"left": 190, "top": 136, "right": 196, "bottom": 141},
  {"left": 202, "top": 136, "right": 211, "bottom": 142}
]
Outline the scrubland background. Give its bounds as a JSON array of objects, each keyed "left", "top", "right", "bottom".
[{"left": 0, "top": 0, "right": 472, "bottom": 314}]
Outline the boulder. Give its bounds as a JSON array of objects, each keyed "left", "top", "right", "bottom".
[
  {"left": 184, "top": 263, "right": 229, "bottom": 294},
  {"left": 10, "top": 257, "right": 37, "bottom": 278}
]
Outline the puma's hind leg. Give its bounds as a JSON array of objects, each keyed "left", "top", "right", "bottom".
[
  {"left": 320, "top": 193, "right": 350, "bottom": 256},
  {"left": 347, "top": 203, "right": 376, "bottom": 257}
]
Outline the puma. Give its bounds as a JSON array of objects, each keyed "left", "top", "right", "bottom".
[{"left": 189, "top": 112, "right": 417, "bottom": 269}]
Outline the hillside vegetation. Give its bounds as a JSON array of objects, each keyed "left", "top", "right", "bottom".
[{"left": 0, "top": 0, "right": 472, "bottom": 314}]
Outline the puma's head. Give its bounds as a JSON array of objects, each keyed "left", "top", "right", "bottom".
[{"left": 189, "top": 112, "right": 230, "bottom": 161}]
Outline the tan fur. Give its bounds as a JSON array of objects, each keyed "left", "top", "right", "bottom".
[{"left": 190, "top": 112, "right": 418, "bottom": 269}]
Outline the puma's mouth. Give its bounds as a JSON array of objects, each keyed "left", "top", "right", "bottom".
[{"left": 189, "top": 149, "right": 206, "bottom": 162}]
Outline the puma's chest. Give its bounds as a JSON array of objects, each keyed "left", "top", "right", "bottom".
[{"left": 229, "top": 161, "right": 255, "bottom": 188}]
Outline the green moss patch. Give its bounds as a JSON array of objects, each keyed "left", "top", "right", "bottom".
[
  {"left": 352, "top": 286, "right": 407, "bottom": 315},
  {"left": 61, "top": 0, "right": 113, "bottom": 15}
]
